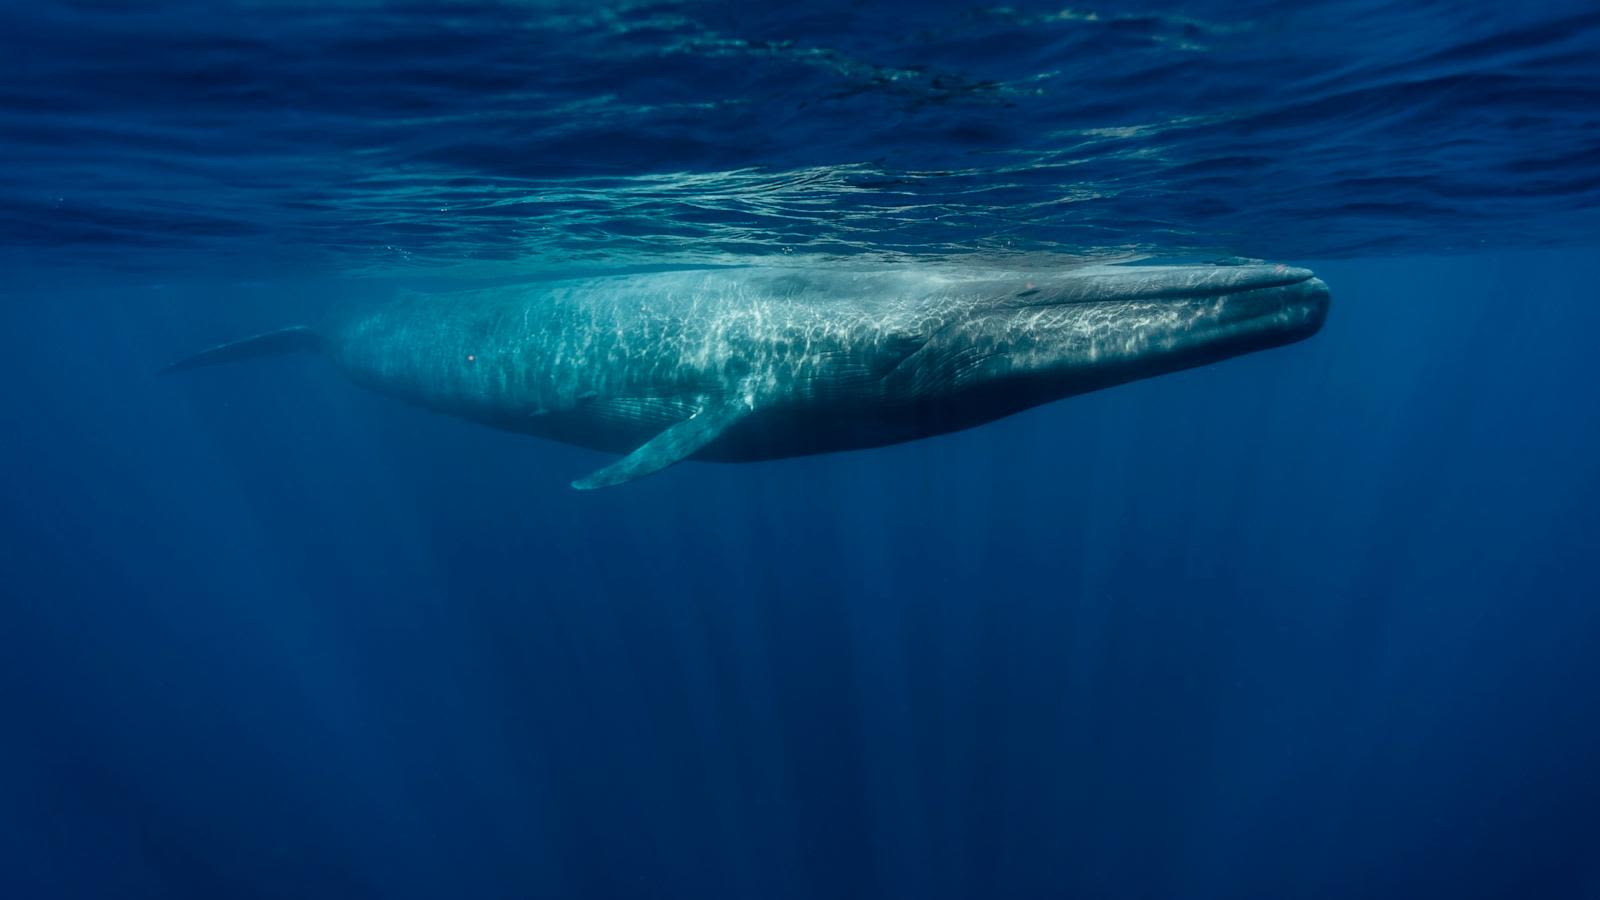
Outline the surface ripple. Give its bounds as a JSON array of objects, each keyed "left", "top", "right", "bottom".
[{"left": 1, "top": 0, "right": 1596, "bottom": 277}]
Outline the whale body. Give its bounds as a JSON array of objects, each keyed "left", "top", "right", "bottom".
[{"left": 163, "top": 262, "right": 1330, "bottom": 489}]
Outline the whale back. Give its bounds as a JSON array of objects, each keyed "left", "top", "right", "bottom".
[{"left": 321, "top": 269, "right": 955, "bottom": 425}]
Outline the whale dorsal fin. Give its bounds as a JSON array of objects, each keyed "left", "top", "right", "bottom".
[{"left": 571, "top": 397, "right": 751, "bottom": 490}]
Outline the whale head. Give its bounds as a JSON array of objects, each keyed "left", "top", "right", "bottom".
[{"left": 894, "top": 263, "right": 1330, "bottom": 414}]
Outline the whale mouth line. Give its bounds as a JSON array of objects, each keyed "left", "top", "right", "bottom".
[
  {"left": 1008, "top": 264, "right": 1318, "bottom": 308},
  {"left": 1122, "top": 267, "right": 1317, "bottom": 304}
]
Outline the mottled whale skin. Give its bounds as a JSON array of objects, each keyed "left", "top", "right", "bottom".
[{"left": 164, "top": 263, "right": 1330, "bottom": 489}]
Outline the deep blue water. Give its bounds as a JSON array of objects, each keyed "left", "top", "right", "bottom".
[{"left": 3, "top": 2, "right": 1600, "bottom": 898}]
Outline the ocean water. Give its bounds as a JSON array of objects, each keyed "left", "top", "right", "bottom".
[{"left": 2, "top": 1, "right": 1599, "bottom": 898}]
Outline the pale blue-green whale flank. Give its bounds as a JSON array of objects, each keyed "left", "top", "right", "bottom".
[{"left": 162, "top": 262, "right": 1330, "bottom": 489}]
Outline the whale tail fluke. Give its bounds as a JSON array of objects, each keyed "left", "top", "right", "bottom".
[{"left": 158, "top": 326, "right": 322, "bottom": 375}]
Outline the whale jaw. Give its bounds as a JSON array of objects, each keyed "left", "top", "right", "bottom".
[{"left": 897, "top": 266, "right": 1330, "bottom": 402}]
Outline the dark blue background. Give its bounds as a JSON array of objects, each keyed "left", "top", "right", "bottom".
[
  {"left": 6, "top": 254, "right": 1598, "bottom": 898},
  {"left": 3, "top": 1, "right": 1600, "bottom": 897}
]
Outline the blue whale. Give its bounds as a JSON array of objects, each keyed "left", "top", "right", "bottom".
[{"left": 164, "top": 262, "right": 1330, "bottom": 489}]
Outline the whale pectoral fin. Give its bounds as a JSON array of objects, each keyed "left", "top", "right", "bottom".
[{"left": 571, "top": 398, "right": 750, "bottom": 490}]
